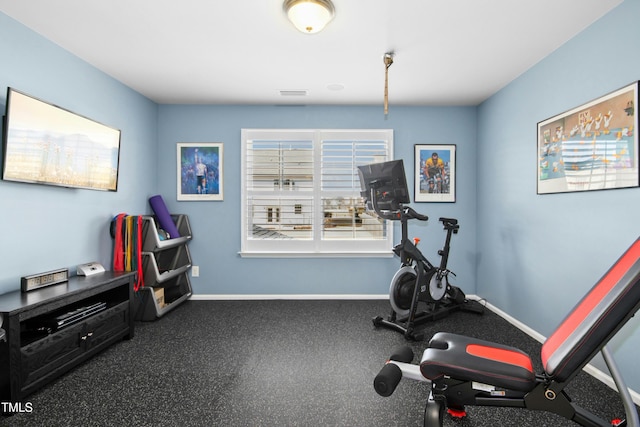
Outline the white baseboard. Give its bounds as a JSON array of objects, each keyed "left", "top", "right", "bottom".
[
  {"left": 481, "top": 299, "right": 547, "bottom": 344},
  {"left": 189, "top": 293, "right": 640, "bottom": 406}
]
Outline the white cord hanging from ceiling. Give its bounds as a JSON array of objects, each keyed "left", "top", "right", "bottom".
[{"left": 384, "top": 52, "right": 394, "bottom": 117}]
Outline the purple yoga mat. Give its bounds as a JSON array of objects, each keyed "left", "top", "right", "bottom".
[{"left": 149, "top": 195, "right": 181, "bottom": 238}]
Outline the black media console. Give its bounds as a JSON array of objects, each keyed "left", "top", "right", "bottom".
[{"left": 0, "top": 271, "right": 135, "bottom": 403}]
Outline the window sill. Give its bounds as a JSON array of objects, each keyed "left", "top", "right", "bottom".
[{"left": 238, "top": 251, "right": 394, "bottom": 258}]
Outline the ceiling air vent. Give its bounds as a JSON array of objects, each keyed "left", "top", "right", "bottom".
[{"left": 279, "top": 90, "right": 308, "bottom": 96}]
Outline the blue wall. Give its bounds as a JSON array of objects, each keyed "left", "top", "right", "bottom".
[
  {"left": 0, "top": 13, "right": 158, "bottom": 294},
  {"left": 157, "top": 105, "right": 478, "bottom": 296},
  {"left": 477, "top": 0, "right": 640, "bottom": 392}
]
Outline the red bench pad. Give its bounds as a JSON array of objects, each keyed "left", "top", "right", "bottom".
[{"left": 419, "top": 332, "right": 537, "bottom": 392}]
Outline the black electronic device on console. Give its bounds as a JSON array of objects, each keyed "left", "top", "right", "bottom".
[
  {"left": 53, "top": 302, "right": 107, "bottom": 330},
  {"left": 22, "top": 301, "right": 108, "bottom": 344},
  {"left": 29, "top": 302, "right": 108, "bottom": 333}
]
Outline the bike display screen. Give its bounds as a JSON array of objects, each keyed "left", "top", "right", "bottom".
[{"left": 358, "top": 159, "right": 410, "bottom": 211}]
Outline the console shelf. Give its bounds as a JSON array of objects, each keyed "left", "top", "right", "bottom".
[
  {"left": 0, "top": 271, "right": 135, "bottom": 403},
  {"left": 136, "top": 215, "right": 193, "bottom": 321}
]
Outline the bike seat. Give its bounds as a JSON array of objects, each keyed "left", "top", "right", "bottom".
[
  {"left": 438, "top": 217, "right": 457, "bottom": 225},
  {"left": 439, "top": 217, "right": 459, "bottom": 230}
]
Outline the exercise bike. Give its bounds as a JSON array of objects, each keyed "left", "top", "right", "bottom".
[{"left": 358, "top": 159, "right": 483, "bottom": 341}]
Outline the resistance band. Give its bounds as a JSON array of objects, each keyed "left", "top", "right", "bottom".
[
  {"left": 111, "top": 214, "right": 145, "bottom": 291},
  {"left": 134, "top": 215, "right": 144, "bottom": 291},
  {"left": 112, "top": 213, "right": 126, "bottom": 272}
]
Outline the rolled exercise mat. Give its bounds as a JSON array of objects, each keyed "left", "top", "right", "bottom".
[{"left": 148, "top": 195, "right": 181, "bottom": 238}]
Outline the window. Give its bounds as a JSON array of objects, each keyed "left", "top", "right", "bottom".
[{"left": 241, "top": 129, "right": 394, "bottom": 256}]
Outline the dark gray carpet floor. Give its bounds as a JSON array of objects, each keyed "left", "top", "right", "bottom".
[{"left": 2, "top": 299, "right": 636, "bottom": 426}]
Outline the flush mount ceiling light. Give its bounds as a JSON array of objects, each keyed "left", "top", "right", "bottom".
[{"left": 284, "top": 0, "right": 335, "bottom": 34}]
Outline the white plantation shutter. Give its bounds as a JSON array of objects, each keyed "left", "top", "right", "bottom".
[
  {"left": 321, "top": 136, "right": 390, "bottom": 242},
  {"left": 241, "top": 129, "right": 393, "bottom": 256}
]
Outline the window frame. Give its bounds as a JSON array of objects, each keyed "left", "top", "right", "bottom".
[{"left": 241, "top": 129, "right": 395, "bottom": 257}]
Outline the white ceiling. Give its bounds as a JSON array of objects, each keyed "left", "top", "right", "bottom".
[{"left": 0, "top": 0, "right": 623, "bottom": 106}]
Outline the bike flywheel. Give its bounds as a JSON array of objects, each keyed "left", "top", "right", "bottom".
[{"left": 389, "top": 266, "right": 417, "bottom": 318}]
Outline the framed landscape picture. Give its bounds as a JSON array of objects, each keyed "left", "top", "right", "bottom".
[{"left": 177, "top": 142, "right": 224, "bottom": 201}]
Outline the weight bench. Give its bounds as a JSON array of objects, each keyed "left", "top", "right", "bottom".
[{"left": 375, "top": 238, "right": 640, "bottom": 426}]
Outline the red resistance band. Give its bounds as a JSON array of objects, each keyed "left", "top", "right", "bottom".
[
  {"left": 112, "top": 214, "right": 145, "bottom": 292},
  {"left": 134, "top": 215, "right": 144, "bottom": 292},
  {"left": 113, "top": 213, "right": 126, "bottom": 272}
]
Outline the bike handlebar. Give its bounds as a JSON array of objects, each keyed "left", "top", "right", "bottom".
[
  {"left": 404, "top": 206, "right": 428, "bottom": 221},
  {"left": 368, "top": 188, "right": 428, "bottom": 222}
]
